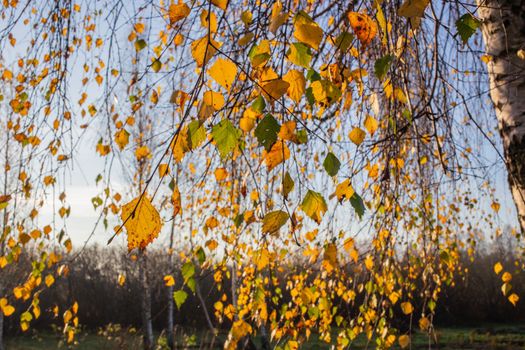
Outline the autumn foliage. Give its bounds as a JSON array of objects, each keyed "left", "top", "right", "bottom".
[{"left": 0, "top": 0, "right": 520, "bottom": 349}]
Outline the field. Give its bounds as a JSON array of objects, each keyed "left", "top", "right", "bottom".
[{"left": 6, "top": 324, "right": 525, "bottom": 349}]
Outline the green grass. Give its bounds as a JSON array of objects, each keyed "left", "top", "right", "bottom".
[{"left": 6, "top": 324, "right": 525, "bottom": 349}]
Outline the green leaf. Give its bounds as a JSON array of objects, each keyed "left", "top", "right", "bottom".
[
  {"left": 305, "top": 87, "right": 315, "bottom": 106},
  {"left": 374, "top": 55, "right": 393, "bottom": 81},
  {"left": 287, "top": 42, "right": 312, "bottom": 68},
  {"left": 262, "top": 210, "right": 289, "bottom": 234},
  {"left": 350, "top": 193, "right": 365, "bottom": 219},
  {"left": 188, "top": 120, "right": 206, "bottom": 150},
  {"left": 134, "top": 39, "right": 147, "bottom": 51},
  {"left": 282, "top": 172, "right": 294, "bottom": 198},
  {"left": 248, "top": 41, "right": 271, "bottom": 67},
  {"left": 255, "top": 114, "right": 280, "bottom": 151},
  {"left": 251, "top": 95, "right": 266, "bottom": 114},
  {"left": 212, "top": 119, "right": 241, "bottom": 158},
  {"left": 181, "top": 261, "right": 195, "bottom": 284},
  {"left": 151, "top": 59, "right": 162, "bottom": 72},
  {"left": 456, "top": 14, "right": 480, "bottom": 44},
  {"left": 306, "top": 68, "right": 321, "bottom": 82},
  {"left": 301, "top": 190, "right": 327, "bottom": 224},
  {"left": 187, "top": 277, "right": 196, "bottom": 293},
  {"left": 323, "top": 152, "right": 341, "bottom": 176},
  {"left": 234, "top": 213, "right": 244, "bottom": 228},
  {"left": 173, "top": 290, "right": 188, "bottom": 310},
  {"left": 296, "top": 129, "right": 308, "bottom": 144},
  {"left": 334, "top": 32, "right": 354, "bottom": 52},
  {"left": 195, "top": 246, "right": 206, "bottom": 265}
]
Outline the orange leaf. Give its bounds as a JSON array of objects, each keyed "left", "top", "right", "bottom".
[{"left": 348, "top": 12, "right": 377, "bottom": 46}]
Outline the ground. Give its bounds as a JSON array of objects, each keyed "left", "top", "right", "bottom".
[{"left": 6, "top": 324, "right": 525, "bottom": 349}]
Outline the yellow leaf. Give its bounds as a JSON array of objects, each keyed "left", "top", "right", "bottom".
[
  {"left": 0, "top": 256, "right": 7, "bottom": 268},
  {"left": 2, "top": 69, "right": 13, "bottom": 81},
  {"left": 293, "top": 22, "right": 323, "bottom": 50},
  {"left": 241, "top": 10, "right": 252, "bottom": 25},
  {"left": 335, "top": 179, "right": 355, "bottom": 202},
  {"left": 494, "top": 262, "right": 503, "bottom": 275},
  {"left": 348, "top": 12, "right": 377, "bottom": 46},
  {"left": 401, "top": 301, "right": 413, "bottom": 315},
  {"left": 0, "top": 298, "right": 14, "bottom": 317},
  {"left": 171, "top": 127, "right": 189, "bottom": 162},
  {"left": 134, "top": 22, "right": 145, "bottom": 34},
  {"left": 200, "top": 10, "right": 217, "bottom": 33},
  {"left": 63, "top": 310, "right": 73, "bottom": 324},
  {"left": 206, "top": 216, "right": 219, "bottom": 229},
  {"left": 264, "top": 141, "right": 290, "bottom": 171},
  {"left": 419, "top": 316, "right": 430, "bottom": 330},
  {"left": 301, "top": 190, "right": 327, "bottom": 224},
  {"left": 481, "top": 54, "right": 493, "bottom": 64},
  {"left": 261, "top": 79, "right": 290, "bottom": 101},
  {"left": 191, "top": 36, "right": 221, "bottom": 67},
  {"left": 121, "top": 195, "right": 163, "bottom": 252},
  {"left": 305, "top": 230, "right": 318, "bottom": 241},
  {"left": 269, "top": 1, "right": 288, "bottom": 34},
  {"left": 283, "top": 70, "right": 305, "bottom": 103},
  {"left": 164, "top": 275, "right": 175, "bottom": 286},
  {"left": 502, "top": 282, "right": 512, "bottom": 296},
  {"left": 172, "top": 185, "right": 182, "bottom": 217},
  {"left": 399, "top": 335, "right": 410, "bottom": 348},
  {"left": 364, "top": 255, "right": 374, "bottom": 270},
  {"left": 509, "top": 293, "right": 519, "bottom": 306},
  {"left": 491, "top": 201, "right": 501, "bottom": 213},
  {"left": 502, "top": 271, "right": 512, "bottom": 283},
  {"left": 238, "top": 33, "right": 254, "bottom": 46},
  {"left": 310, "top": 79, "right": 341, "bottom": 105},
  {"left": 174, "top": 33, "right": 184, "bottom": 46},
  {"left": 206, "top": 239, "right": 218, "bottom": 251},
  {"left": 45, "top": 274, "right": 55, "bottom": 287},
  {"left": 135, "top": 145, "right": 150, "bottom": 161},
  {"left": 398, "top": 0, "right": 430, "bottom": 28},
  {"left": 389, "top": 291, "right": 400, "bottom": 304},
  {"left": 158, "top": 163, "right": 170, "bottom": 178},
  {"left": 322, "top": 243, "right": 338, "bottom": 272},
  {"left": 364, "top": 115, "right": 379, "bottom": 135},
  {"left": 203, "top": 91, "right": 225, "bottom": 110},
  {"left": 214, "top": 167, "right": 228, "bottom": 181},
  {"left": 349, "top": 127, "right": 366, "bottom": 145},
  {"left": 208, "top": 58, "right": 237, "bottom": 91},
  {"left": 211, "top": 0, "right": 228, "bottom": 10},
  {"left": 278, "top": 121, "right": 296, "bottom": 141},
  {"left": 2, "top": 304, "right": 14, "bottom": 317},
  {"left": 168, "top": 2, "right": 190, "bottom": 25},
  {"left": 114, "top": 129, "right": 130, "bottom": 150},
  {"left": 44, "top": 176, "right": 55, "bottom": 186},
  {"left": 239, "top": 115, "right": 256, "bottom": 132},
  {"left": 262, "top": 210, "right": 289, "bottom": 235},
  {"left": 118, "top": 274, "right": 126, "bottom": 286}
]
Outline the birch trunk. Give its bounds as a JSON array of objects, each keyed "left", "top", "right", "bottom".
[
  {"left": 140, "top": 253, "right": 154, "bottom": 350},
  {"left": 477, "top": 0, "right": 525, "bottom": 233},
  {"left": 0, "top": 312, "right": 4, "bottom": 350},
  {"left": 166, "top": 220, "right": 175, "bottom": 350}
]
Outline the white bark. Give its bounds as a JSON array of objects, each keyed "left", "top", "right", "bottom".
[
  {"left": 139, "top": 253, "right": 154, "bottom": 350},
  {"left": 478, "top": 0, "right": 525, "bottom": 233}
]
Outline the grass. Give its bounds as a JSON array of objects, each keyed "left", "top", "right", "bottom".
[{"left": 5, "top": 324, "right": 525, "bottom": 349}]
